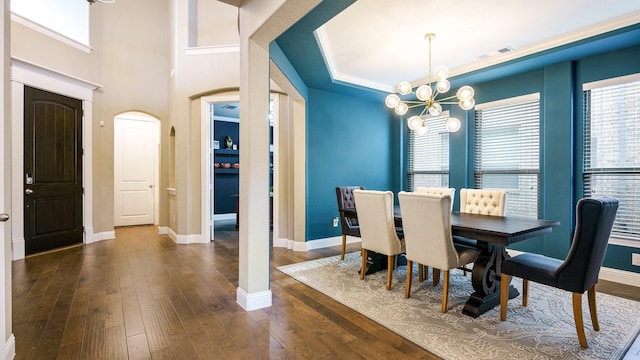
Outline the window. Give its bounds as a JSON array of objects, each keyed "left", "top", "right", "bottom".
[
  {"left": 474, "top": 94, "right": 540, "bottom": 218},
  {"left": 583, "top": 74, "right": 640, "bottom": 244},
  {"left": 408, "top": 113, "right": 449, "bottom": 190},
  {"left": 11, "top": 0, "right": 90, "bottom": 49}
]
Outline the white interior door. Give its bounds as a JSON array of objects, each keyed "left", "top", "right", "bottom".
[{"left": 114, "top": 114, "right": 159, "bottom": 226}]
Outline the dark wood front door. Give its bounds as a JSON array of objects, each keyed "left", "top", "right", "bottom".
[{"left": 24, "top": 86, "right": 83, "bottom": 255}]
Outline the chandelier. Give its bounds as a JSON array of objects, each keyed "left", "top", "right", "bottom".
[{"left": 385, "top": 33, "right": 475, "bottom": 135}]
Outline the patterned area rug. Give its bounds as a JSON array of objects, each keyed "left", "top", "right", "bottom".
[{"left": 277, "top": 252, "right": 640, "bottom": 360}]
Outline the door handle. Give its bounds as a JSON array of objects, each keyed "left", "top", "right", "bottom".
[
  {"left": 25, "top": 189, "right": 33, "bottom": 194},
  {"left": 0, "top": 213, "right": 8, "bottom": 222},
  {"left": 149, "top": 184, "right": 154, "bottom": 188}
]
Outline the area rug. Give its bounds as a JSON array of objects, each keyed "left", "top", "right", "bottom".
[{"left": 276, "top": 252, "right": 640, "bottom": 360}]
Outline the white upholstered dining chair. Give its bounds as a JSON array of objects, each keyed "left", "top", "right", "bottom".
[
  {"left": 398, "top": 192, "right": 480, "bottom": 312},
  {"left": 353, "top": 189, "right": 405, "bottom": 290},
  {"left": 456, "top": 188, "right": 508, "bottom": 255},
  {"left": 414, "top": 187, "right": 456, "bottom": 281},
  {"left": 459, "top": 188, "right": 507, "bottom": 216}
]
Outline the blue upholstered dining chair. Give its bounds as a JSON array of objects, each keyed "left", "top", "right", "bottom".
[
  {"left": 499, "top": 197, "right": 619, "bottom": 348},
  {"left": 335, "top": 186, "right": 365, "bottom": 260}
]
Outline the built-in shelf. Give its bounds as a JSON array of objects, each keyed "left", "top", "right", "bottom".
[
  {"left": 215, "top": 168, "right": 239, "bottom": 174},
  {"left": 214, "top": 149, "right": 239, "bottom": 155}
]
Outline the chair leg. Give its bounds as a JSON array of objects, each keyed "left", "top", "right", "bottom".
[
  {"left": 386, "top": 255, "right": 394, "bottom": 290},
  {"left": 360, "top": 249, "right": 367, "bottom": 280},
  {"left": 522, "top": 279, "right": 529, "bottom": 307},
  {"left": 572, "top": 292, "right": 589, "bottom": 348},
  {"left": 441, "top": 270, "right": 450, "bottom": 313},
  {"left": 500, "top": 273, "right": 511, "bottom": 321},
  {"left": 418, "top": 264, "right": 424, "bottom": 282},
  {"left": 340, "top": 234, "right": 346, "bottom": 260},
  {"left": 588, "top": 285, "right": 600, "bottom": 331},
  {"left": 405, "top": 260, "right": 413, "bottom": 298},
  {"left": 432, "top": 268, "right": 440, "bottom": 286}
]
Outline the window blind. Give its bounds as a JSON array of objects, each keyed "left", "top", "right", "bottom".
[
  {"left": 408, "top": 114, "right": 449, "bottom": 191},
  {"left": 474, "top": 95, "right": 540, "bottom": 218},
  {"left": 584, "top": 77, "right": 640, "bottom": 242}
]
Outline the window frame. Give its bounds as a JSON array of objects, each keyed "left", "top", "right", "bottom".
[
  {"left": 474, "top": 93, "right": 541, "bottom": 218},
  {"left": 407, "top": 112, "right": 450, "bottom": 191},
  {"left": 583, "top": 73, "right": 640, "bottom": 248}
]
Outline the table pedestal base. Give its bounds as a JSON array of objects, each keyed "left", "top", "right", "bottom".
[
  {"left": 462, "top": 242, "right": 518, "bottom": 317},
  {"left": 463, "top": 284, "right": 518, "bottom": 318}
]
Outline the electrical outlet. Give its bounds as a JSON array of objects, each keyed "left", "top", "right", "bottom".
[
  {"left": 333, "top": 217, "right": 339, "bottom": 227},
  {"left": 632, "top": 253, "right": 640, "bottom": 267}
]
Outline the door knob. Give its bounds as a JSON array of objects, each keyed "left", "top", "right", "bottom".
[
  {"left": 0, "top": 213, "right": 8, "bottom": 222},
  {"left": 25, "top": 189, "right": 33, "bottom": 194}
]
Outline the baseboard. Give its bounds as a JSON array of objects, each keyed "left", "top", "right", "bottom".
[
  {"left": 236, "top": 287, "right": 272, "bottom": 311},
  {"left": 12, "top": 238, "right": 24, "bottom": 260},
  {"left": 158, "top": 226, "right": 168, "bottom": 235},
  {"left": 11, "top": 229, "right": 115, "bottom": 260},
  {"left": 506, "top": 249, "right": 640, "bottom": 288},
  {"left": 273, "top": 237, "right": 290, "bottom": 248},
  {"left": 88, "top": 230, "right": 115, "bottom": 244},
  {"left": 166, "top": 228, "right": 205, "bottom": 244},
  {"left": 599, "top": 267, "right": 640, "bottom": 287},
  {"left": 289, "top": 235, "right": 361, "bottom": 252},
  {"left": 5, "top": 334, "right": 15, "bottom": 360}
]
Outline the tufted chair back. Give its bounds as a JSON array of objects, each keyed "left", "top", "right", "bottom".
[
  {"left": 459, "top": 189, "right": 506, "bottom": 216},
  {"left": 416, "top": 187, "right": 456, "bottom": 211},
  {"left": 336, "top": 186, "right": 364, "bottom": 234}
]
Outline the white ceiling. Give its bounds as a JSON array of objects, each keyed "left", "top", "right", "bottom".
[{"left": 316, "top": 0, "right": 640, "bottom": 92}]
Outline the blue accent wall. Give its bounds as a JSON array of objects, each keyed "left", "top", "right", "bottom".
[{"left": 306, "top": 88, "right": 396, "bottom": 240}]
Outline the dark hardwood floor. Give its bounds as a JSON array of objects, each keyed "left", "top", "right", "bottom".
[{"left": 12, "top": 222, "right": 640, "bottom": 359}]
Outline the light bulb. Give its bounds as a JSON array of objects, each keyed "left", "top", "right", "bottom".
[
  {"left": 416, "top": 85, "right": 432, "bottom": 101},
  {"left": 446, "top": 117, "right": 461, "bottom": 132},
  {"left": 459, "top": 98, "right": 475, "bottom": 110},
  {"left": 395, "top": 102, "right": 409, "bottom": 116},
  {"left": 456, "top": 85, "right": 474, "bottom": 100},
  {"left": 397, "top": 81, "right": 412, "bottom": 95},
  {"left": 385, "top": 94, "right": 401, "bottom": 108},
  {"left": 416, "top": 124, "right": 428, "bottom": 135},
  {"left": 407, "top": 116, "right": 423, "bottom": 131},
  {"left": 433, "top": 66, "right": 449, "bottom": 80},
  {"left": 436, "top": 79, "right": 450, "bottom": 93},
  {"left": 428, "top": 102, "right": 442, "bottom": 116}
]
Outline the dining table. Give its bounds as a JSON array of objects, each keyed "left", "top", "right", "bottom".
[{"left": 340, "top": 207, "right": 560, "bottom": 317}]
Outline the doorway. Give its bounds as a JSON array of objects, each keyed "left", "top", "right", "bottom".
[
  {"left": 113, "top": 112, "right": 160, "bottom": 227},
  {"left": 24, "top": 86, "right": 83, "bottom": 255}
]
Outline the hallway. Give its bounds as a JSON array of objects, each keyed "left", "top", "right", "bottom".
[{"left": 11, "top": 225, "right": 425, "bottom": 359}]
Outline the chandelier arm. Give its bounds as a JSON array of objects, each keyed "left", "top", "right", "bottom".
[{"left": 437, "top": 95, "right": 458, "bottom": 102}]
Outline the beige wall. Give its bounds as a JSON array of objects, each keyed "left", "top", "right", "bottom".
[
  {"left": 170, "top": 0, "right": 240, "bottom": 236},
  {"left": 11, "top": 1, "right": 171, "bottom": 234},
  {"left": 10, "top": 0, "right": 244, "bottom": 238}
]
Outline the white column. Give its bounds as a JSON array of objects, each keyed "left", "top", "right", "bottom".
[{"left": 236, "top": 36, "right": 272, "bottom": 310}]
